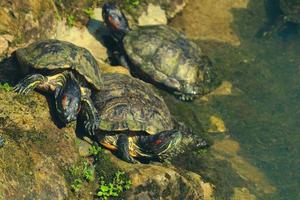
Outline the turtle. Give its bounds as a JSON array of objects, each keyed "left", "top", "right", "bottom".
[
  {"left": 256, "top": 0, "right": 300, "bottom": 38},
  {"left": 280, "top": 0, "right": 300, "bottom": 24},
  {"left": 81, "top": 70, "right": 207, "bottom": 163},
  {"left": 102, "top": 3, "right": 220, "bottom": 101},
  {"left": 13, "top": 39, "right": 102, "bottom": 133}
]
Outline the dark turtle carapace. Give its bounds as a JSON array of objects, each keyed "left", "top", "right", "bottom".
[
  {"left": 102, "top": 3, "right": 220, "bottom": 101},
  {"left": 83, "top": 70, "right": 206, "bottom": 163},
  {"left": 14, "top": 39, "right": 102, "bottom": 133}
]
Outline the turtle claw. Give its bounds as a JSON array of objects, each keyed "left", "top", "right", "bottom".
[
  {"left": 84, "top": 118, "right": 99, "bottom": 136},
  {"left": 0, "top": 136, "right": 5, "bottom": 148},
  {"left": 14, "top": 74, "right": 45, "bottom": 95}
]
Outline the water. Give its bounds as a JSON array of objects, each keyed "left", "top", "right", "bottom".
[{"left": 167, "top": 0, "right": 300, "bottom": 199}]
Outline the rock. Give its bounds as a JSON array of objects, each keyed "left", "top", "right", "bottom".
[
  {"left": 138, "top": 4, "right": 167, "bottom": 26},
  {"left": 0, "top": 0, "right": 57, "bottom": 55},
  {"left": 108, "top": 154, "right": 211, "bottom": 200},
  {"left": 208, "top": 115, "right": 227, "bottom": 133},
  {"left": 0, "top": 69, "right": 94, "bottom": 199},
  {"left": 54, "top": 7, "right": 109, "bottom": 65},
  {"left": 212, "top": 139, "right": 276, "bottom": 196},
  {"left": 121, "top": 0, "right": 188, "bottom": 26},
  {"left": 231, "top": 187, "right": 256, "bottom": 200},
  {"left": 170, "top": 0, "right": 250, "bottom": 46},
  {"left": 0, "top": 36, "right": 9, "bottom": 56}
]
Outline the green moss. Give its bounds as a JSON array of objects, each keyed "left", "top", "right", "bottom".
[
  {"left": 134, "top": 180, "right": 160, "bottom": 199},
  {"left": 65, "top": 158, "right": 95, "bottom": 193},
  {"left": 55, "top": 0, "right": 101, "bottom": 26},
  {"left": 0, "top": 83, "right": 13, "bottom": 92},
  {"left": 12, "top": 94, "right": 38, "bottom": 109},
  {"left": 94, "top": 152, "right": 131, "bottom": 199}
]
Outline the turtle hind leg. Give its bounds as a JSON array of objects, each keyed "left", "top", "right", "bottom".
[
  {"left": 116, "top": 134, "right": 137, "bottom": 163},
  {"left": 13, "top": 74, "right": 46, "bottom": 94}
]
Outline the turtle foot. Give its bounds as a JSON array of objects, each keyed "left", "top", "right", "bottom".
[
  {"left": 177, "top": 93, "right": 195, "bottom": 101},
  {"left": 84, "top": 117, "right": 100, "bottom": 136},
  {"left": 13, "top": 74, "right": 45, "bottom": 95},
  {"left": 0, "top": 136, "right": 5, "bottom": 148}
]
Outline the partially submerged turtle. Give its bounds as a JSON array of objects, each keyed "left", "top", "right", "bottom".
[
  {"left": 102, "top": 3, "right": 220, "bottom": 101},
  {"left": 13, "top": 39, "right": 102, "bottom": 133},
  {"left": 82, "top": 70, "right": 206, "bottom": 163},
  {"left": 256, "top": 0, "right": 300, "bottom": 38},
  {"left": 280, "top": 0, "right": 300, "bottom": 24}
]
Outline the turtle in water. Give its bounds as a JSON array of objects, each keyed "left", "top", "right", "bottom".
[
  {"left": 13, "top": 39, "right": 102, "bottom": 133},
  {"left": 102, "top": 3, "right": 220, "bottom": 101},
  {"left": 280, "top": 0, "right": 300, "bottom": 24},
  {"left": 256, "top": 0, "right": 300, "bottom": 38},
  {"left": 82, "top": 69, "right": 207, "bottom": 163}
]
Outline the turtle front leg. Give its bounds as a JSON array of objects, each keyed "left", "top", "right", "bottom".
[
  {"left": 14, "top": 73, "right": 67, "bottom": 94},
  {"left": 13, "top": 74, "right": 46, "bottom": 94},
  {"left": 117, "top": 134, "right": 137, "bottom": 163},
  {"left": 81, "top": 87, "right": 100, "bottom": 136}
]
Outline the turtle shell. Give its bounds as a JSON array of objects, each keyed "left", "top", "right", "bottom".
[
  {"left": 15, "top": 39, "right": 102, "bottom": 90},
  {"left": 92, "top": 72, "right": 174, "bottom": 135},
  {"left": 123, "top": 25, "right": 219, "bottom": 95},
  {"left": 280, "top": 0, "right": 300, "bottom": 23}
]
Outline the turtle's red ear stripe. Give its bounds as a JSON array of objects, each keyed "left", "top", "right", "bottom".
[
  {"left": 109, "top": 15, "right": 120, "bottom": 29},
  {"left": 154, "top": 139, "right": 162, "bottom": 145},
  {"left": 62, "top": 95, "right": 68, "bottom": 109},
  {"left": 77, "top": 104, "right": 81, "bottom": 114}
]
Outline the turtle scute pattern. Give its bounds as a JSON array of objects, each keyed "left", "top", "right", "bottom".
[
  {"left": 15, "top": 39, "right": 102, "bottom": 90},
  {"left": 92, "top": 73, "right": 174, "bottom": 135},
  {"left": 123, "top": 25, "right": 216, "bottom": 94}
]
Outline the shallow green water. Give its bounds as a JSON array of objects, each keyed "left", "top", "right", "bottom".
[{"left": 167, "top": 1, "right": 300, "bottom": 200}]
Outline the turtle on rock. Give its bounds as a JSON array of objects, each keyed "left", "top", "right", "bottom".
[
  {"left": 102, "top": 3, "right": 220, "bottom": 101},
  {"left": 81, "top": 68, "right": 207, "bottom": 163},
  {"left": 13, "top": 39, "right": 102, "bottom": 133}
]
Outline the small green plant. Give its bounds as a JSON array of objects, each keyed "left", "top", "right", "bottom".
[
  {"left": 0, "top": 83, "right": 13, "bottom": 92},
  {"left": 71, "top": 178, "right": 83, "bottom": 192},
  {"left": 96, "top": 171, "right": 132, "bottom": 199},
  {"left": 82, "top": 161, "right": 94, "bottom": 181},
  {"left": 83, "top": 7, "right": 94, "bottom": 18},
  {"left": 89, "top": 145, "right": 103, "bottom": 156},
  {"left": 66, "top": 14, "right": 75, "bottom": 27},
  {"left": 125, "top": 0, "right": 140, "bottom": 6},
  {"left": 69, "top": 160, "right": 94, "bottom": 192}
]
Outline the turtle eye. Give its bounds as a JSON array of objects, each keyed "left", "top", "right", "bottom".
[
  {"left": 109, "top": 15, "right": 121, "bottom": 29},
  {"left": 62, "top": 95, "right": 69, "bottom": 110},
  {"left": 77, "top": 104, "right": 81, "bottom": 114},
  {"left": 153, "top": 139, "right": 162, "bottom": 145}
]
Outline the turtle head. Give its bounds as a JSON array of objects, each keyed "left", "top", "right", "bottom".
[
  {"left": 55, "top": 75, "right": 81, "bottom": 123},
  {"left": 102, "top": 2, "right": 130, "bottom": 41},
  {"left": 138, "top": 130, "right": 182, "bottom": 157}
]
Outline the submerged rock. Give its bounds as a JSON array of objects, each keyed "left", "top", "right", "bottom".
[{"left": 169, "top": 0, "right": 250, "bottom": 46}]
